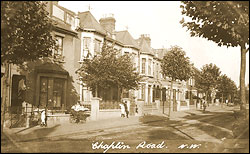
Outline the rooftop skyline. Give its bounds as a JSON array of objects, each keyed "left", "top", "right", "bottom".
[{"left": 59, "top": 1, "right": 249, "bottom": 87}]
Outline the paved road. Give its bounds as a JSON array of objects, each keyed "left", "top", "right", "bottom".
[{"left": 2, "top": 108, "right": 249, "bottom": 153}]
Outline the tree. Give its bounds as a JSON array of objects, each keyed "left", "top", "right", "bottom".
[
  {"left": 180, "top": 1, "right": 249, "bottom": 111},
  {"left": 1, "top": 1, "right": 56, "bottom": 132},
  {"left": 246, "top": 84, "right": 249, "bottom": 104},
  {"left": 199, "top": 63, "right": 221, "bottom": 104},
  {"left": 217, "top": 74, "right": 237, "bottom": 104},
  {"left": 161, "top": 45, "right": 193, "bottom": 116},
  {"left": 192, "top": 66, "right": 203, "bottom": 93},
  {"left": 77, "top": 40, "right": 141, "bottom": 101}
]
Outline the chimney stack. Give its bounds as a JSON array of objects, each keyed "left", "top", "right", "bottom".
[
  {"left": 139, "top": 34, "right": 151, "bottom": 47},
  {"left": 99, "top": 13, "right": 116, "bottom": 35}
]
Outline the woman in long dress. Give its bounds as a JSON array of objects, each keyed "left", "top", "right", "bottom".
[{"left": 119, "top": 103, "right": 125, "bottom": 118}]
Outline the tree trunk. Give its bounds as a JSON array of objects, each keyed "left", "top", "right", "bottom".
[
  {"left": 117, "top": 85, "right": 120, "bottom": 101},
  {"left": 1, "top": 62, "right": 10, "bottom": 133},
  {"left": 205, "top": 90, "right": 208, "bottom": 105},
  {"left": 117, "top": 85, "right": 123, "bottom": 102},
  {"left": 240, "top": 44, "right": 246, "bottom": 112},
  {"left": 169, "top": 80, "right": 173, "bottom": 117},
  {"left": 95, "top": 84, "right": 98, "bottom": 97},
  {"left": 120, "top": 87, "right": 123, "bottom": 102},
  {"left": 221, "top": 93, "right": 224, "bottom": 108}
]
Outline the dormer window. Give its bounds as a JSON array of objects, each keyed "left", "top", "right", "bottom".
[
  {"left": 66, "top": 13, "right": 74, "bottom": 26},
  {"left": 75, "top": 17, "right": 80, "bottom": 28},
  {"left": 52, "top": 5, "right": 64, "bottom": 21}
]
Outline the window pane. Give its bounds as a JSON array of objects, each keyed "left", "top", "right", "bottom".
[
  {"left": 84, "top": 37, "right": 91, "bottom": 49},
  {"left": 40, "top": 77, "right": 48, "bottom": 92},
  {"left": 53, "top": 78, "right": 64, "bottom": 108},
  {"left": 142, "top": 58, "right": 146, "bottom": 74},
  {"left": 55, "top": 36, "right": 63, "bottom": 55},
  {"left": 153, "top": 62, "right": 154, "bottom": 76},
  {"left": 141, "top": 85, "right": 145, "bottom": 100},
  {"left": 40, "top": 77, "right": 48, "bottom": 107},
  {"left": 94, "top": 39, "right": 101, "bottom": 53},
  {"left": 148, "top": 59, "right": 151, "bottom": 75},
  {"left": 66, "top": 14, "right": 74, "bottom": 26},
  {"left": 52, "top": 5, "right": 64, "bottom": 21}
]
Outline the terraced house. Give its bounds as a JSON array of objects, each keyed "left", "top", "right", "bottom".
[
  {"left": 76, "top": 10, "right": 195, "bottom": 111},
  {"left": 1, "top": 1, "right": 81, "bottom": 113},
  {"left": 2, "top": 1, "right": 196, "bottom": 125}
]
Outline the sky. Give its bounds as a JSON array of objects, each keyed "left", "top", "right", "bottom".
[{"left": 59, "top": 1, "right": 249, "bottom": 87}]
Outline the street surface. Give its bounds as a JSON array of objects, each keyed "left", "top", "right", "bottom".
[{"left": 1, "top": 105, "right": 249, "bottom": 153}]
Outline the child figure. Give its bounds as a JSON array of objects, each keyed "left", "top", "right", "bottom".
[
  {"left": 119, "top": 103, "right": 125, "bottom": 118},
  {"left": 41, "top": 109, "right": 46, "bottom": 127}
]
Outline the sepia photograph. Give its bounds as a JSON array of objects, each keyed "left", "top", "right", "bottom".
[{"left": 1, "top": 1, "right": 249, "bottom": 153}]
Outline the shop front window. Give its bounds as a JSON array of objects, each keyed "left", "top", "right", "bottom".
[{"left": 39, "top": 77, "right": 65, "bottom": 109}]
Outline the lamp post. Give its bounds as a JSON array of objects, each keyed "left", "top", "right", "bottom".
[{"left": 188, "top": 78, "right": 194, "bottom": 106}]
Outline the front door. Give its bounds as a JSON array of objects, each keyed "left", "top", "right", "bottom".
[
  {"left": 39, "top": 77, "right": 64, "bottom": 109},
  {"left": 11, "top": 75, "right": 26, "bottom": 113}
]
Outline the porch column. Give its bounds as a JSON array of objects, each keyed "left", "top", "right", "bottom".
[
  {"left": 91, "top": 97, "right": 100, "bottom": 121},
  {"left": 150, "top": 85, "right": 153, "bottom": 104},
  {"left": 145, "top": 84, "right": 148, "bottom": 104}
]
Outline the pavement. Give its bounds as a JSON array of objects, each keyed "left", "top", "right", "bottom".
[{"left": 2, "top": 104, "right": 238, "bottom": 145}]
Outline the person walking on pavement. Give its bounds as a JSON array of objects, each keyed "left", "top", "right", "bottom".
[
  {"left": 119, "top": 103, "right": 125, "bottom": 118},
  {"left": 124, "top": 101, "right": 129, "bottom": 118},
  {"left": 41, "top": 109, "right": 46, "bottom": 127},
  {"left": 135, "top": 105, "right": 138, "bottom": 114}
]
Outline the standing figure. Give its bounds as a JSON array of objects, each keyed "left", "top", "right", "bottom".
[
  {"left": 203, "top": 100, "right": 207, "bottom": 112},
  {"left": 226, "top": 99, "right": 228, "bottom": 106},
  {"left": 135, "top": 105, "right": 138, "bottom": 114},
  {"left": 124, "top": 101, "right": 129, "bottom": 118},
  {"left": 41, "top": 109, "right": 46, "bottom": 127},
  {"left": 119, "top": 103, "right": 125, "bottom": 118}
]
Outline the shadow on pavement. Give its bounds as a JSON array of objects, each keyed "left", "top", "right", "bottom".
[
  {"left": 147, "top": 129, "right": 189, "bottom": 140},
  {"left": 139, "top": 110, "right": 249, "bottom": 140},
  {"left": 1, "top": 133, "right": 22, "bottom": 153},
  {"left": 139, "top": 115, "right": 191, "bottom": 140},
  {"left": 15, "top": 123, "right": 40, "bottom": 134},
  {"left": 139, "top": 114, "right": 183, "bottom": 127},
  {"left": 182, "top": 110, "right": 249, "bottom": 141},
  {"left": 14, "top": 124, "right": 61, "bottom": 142}
]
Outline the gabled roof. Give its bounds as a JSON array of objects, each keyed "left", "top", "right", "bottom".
[
  {"left": 139, "top": 39, "right": 154, "bottom": 55},
  {"left": 153, "top": 48, "right": 168, "bottom": 59},
  {"left": 78, "top": 11, "right": 106, "bottom": 35},
  {"left": 115, "top": 30, "right": 140, "bottom": 49}
]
